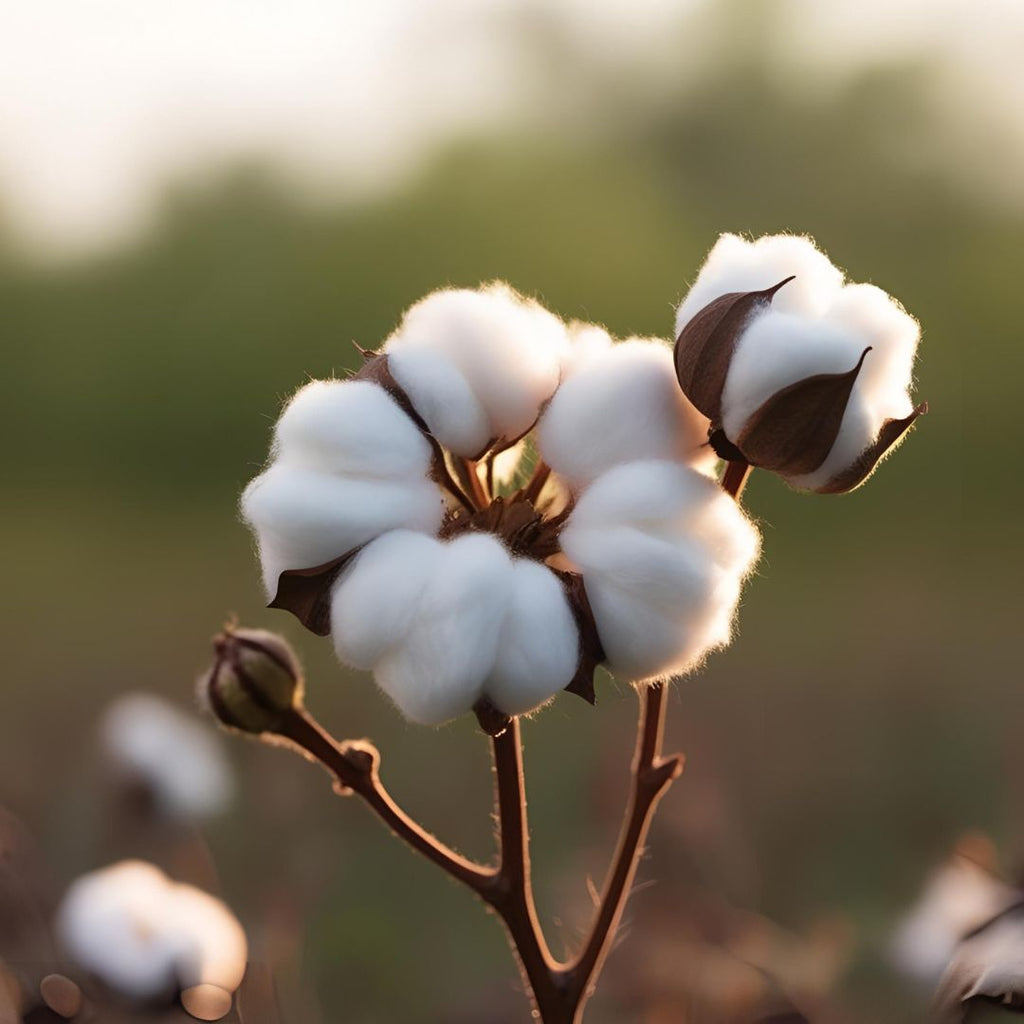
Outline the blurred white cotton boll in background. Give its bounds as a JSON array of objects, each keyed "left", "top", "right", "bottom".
[
  {"left": 560, "top": 460, "right": 760, "bottom": 683},
  {"left": 385, "top": 283, "right": 571, "bottom": 455},
  {"left": 889, "top": 835, "right": 1016, "bottom": 985},
  {"left": 538, "top": 335, "right": 713, "bottom": 489},
  {"left": 57, "top": 861, "right": 247, "bottom": 1002},
  {"left": 102, "top": 693, "right": 233, "bottom": 820}
]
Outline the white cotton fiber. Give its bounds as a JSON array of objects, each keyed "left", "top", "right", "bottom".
[
  {"left": 485, "top": 559, "right": 579, "bottom": 716},
  {"left": 242, "top": 463, "right": 444, "bottom": 593},
  {"left": 331, "top": 531, "right": 444, "bottom": 670},
  {"left": 57, "top": 861, "right": 247, "bottom": 1001},
  {"left": 102, "top": 694, "right": 233, "bottom": 820},
  {"left": 386, "top": 347, "right": 492, "bottom": 457},
  {"left": 384, "top": 284, "right": 570, "bottom": 454},
  {"left": 538, "top": 336, "right": 713, "bottom": 488},
  {"left": 719, "top": 311, "right": 869, "bottom": 440},
  {"left": 674, "top": 233, "right": 845, "bottom": 335},
  {"left": 273, "top": 380, "right": 432, "bottom": 480},
  {"left": 560, "top": 460, "right": 760, "bottom": 682},
  {"left": 373, "top": 533, "right": 515, "bottom": 725}
]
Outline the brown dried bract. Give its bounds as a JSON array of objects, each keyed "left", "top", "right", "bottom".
[
  {"left": 269, "top": 551, "right": 360, "bottom": 636},
  {"left": 556, "top": 571, "right": 606, "bottom": 705},
  {"left": 816, "top": 402, "right": 928, "bottom": 494},
  {"left": 674, "top": 277, "right": 794, "bottom": 423},
  {"left": 735, "top": 348, "right": 870, "bottom": 476}
]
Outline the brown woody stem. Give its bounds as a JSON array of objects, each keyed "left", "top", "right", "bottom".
[
  {"left": 557, "top": 682, "right": 683, "bottom": 1020},
  {"left": 722, "top": 458, "right": 752, "bottom": 499}
]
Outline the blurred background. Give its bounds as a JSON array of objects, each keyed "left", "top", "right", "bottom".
[{"left": 1, "top": 0, "right": 1021, "bottom": 1020}]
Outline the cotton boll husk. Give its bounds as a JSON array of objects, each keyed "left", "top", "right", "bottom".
[
  {"left": 241, "top": 464, "right": 444, "bottom": 592},
  {"left": 675, "top": 233, "right": 845, "bottom": 335},
  {"left": 331, "top": 531, "right": 444, "bottom": 670},
  {"left": 489, "top": 440, "right": 526, "bottom": 488},
  {"left": 102, "top": 694, "right": 233, "bottom": 820},
  {"left": 484, "top": 559, "right": 579, "bottom": 716},
  {"left": 272, "top": 379, "right": 432, "bottom": 480},
  {"left": 374, "top": 533, "right": 515, "bottom": 725},
  {"left": 385, "top": 284, "right": 569, "bottom": 451},
  {"left": 538, "top": 338, "right": 713, "bottom": 487},
  {"left": 386, "top": 347, "right": 492, "bottom": 456},
  {"left": 560, "top": 461, "right": 760, "bottom": 682}
]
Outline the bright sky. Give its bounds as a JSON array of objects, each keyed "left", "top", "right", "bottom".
[{"left": 0, "top": 0, "right": 1020, "bottom": 255}]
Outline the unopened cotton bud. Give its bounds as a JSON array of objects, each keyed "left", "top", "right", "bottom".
[{"left": 200, "top": 627, "right": 303, "bottom": 735}]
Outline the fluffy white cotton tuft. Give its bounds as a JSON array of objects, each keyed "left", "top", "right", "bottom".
[
  {"left": 330, "top": 530, "right": 444, "bottom": 670},
  {"left": 273, "top": 379, "right": 433, "bottom": 480},
  {"left": 57, "top": 861, "right": 247, "bottom": 1001},
  {"left": 242, "top": 461, "right": 444, "bottom": 593},
  {"left": 485, "top": 559, "right": 579, "bottom": 716},
  {"left": 538, "top": 334, "right": 713, "bottom": 487},
  {"left": 385, "top": 283, "right": 570, "bottom": 456},
  {"left": 560, "top": 460, "right": 760, "bottom": 682},
  {"left": 676, "top": 233, "right": 920, "bottom": 491},
  {"left": 331, "top": 532, "right": 577, "bottom": 724},
  {"left": 674, "top": 232, "right": 845, "bottom": 335},
  {"left": 102, "top": 694, "right": 232, "bottom": 820}
]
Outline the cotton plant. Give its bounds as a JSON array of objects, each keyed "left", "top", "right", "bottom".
[{"left": 200, "top": 234, "right": 924, "bottom": 1023}]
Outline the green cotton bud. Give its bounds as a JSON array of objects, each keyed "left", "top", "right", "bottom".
[{"left": 200, "top": 626, "right": 304, "bottom": 736}]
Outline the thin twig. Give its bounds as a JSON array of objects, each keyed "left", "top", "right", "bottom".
[
  {"left": 279, "top": 710, "right": 493, "bottom": 890},
  {"left": 557, "top": 683, "right": 683, "bottom": 1019},
  {"left": 722, "top": 459, "right": 752, "bottom": 500}
]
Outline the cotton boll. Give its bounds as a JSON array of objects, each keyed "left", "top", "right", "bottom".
[
  {"left": 538, "top": 338, "right": 713, "bottom": 487},
  {"left": 57, "top": 862, "right": 247, "bottom": 1003},
  {"left": 386, "top": 347, "right": 492, "bottom": 456},
  {"left": 719, "top": 311, "right": 868, "bottom": 442},
  {"left": 242, "top": 464, "right": 444, "bottom": 592},
  {"left": 561, "top": 460, "right": 760, "bottom": 682},
  {"left": 485, "top": 559, "right": 579, "bottom": 716},
  {"left": 385, "top": 284, "right": 570, "bottom": 451},
  {"left": 675, "top": 233, "right": 845, "bottom": 335},
  {"left": 374, "top": 533, "right": 515, "bottom": 725},
  {"left": 102, "top": 694, "right": 233, "bottom": 820},
  {"left": 331, "top": 531, "right": 444, "bottom": 669},
  {"left": 273, "top": 380, "right": 432, "bottom": 480}
]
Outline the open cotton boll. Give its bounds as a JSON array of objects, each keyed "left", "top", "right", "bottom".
[
  {"left": 384, "top": 284, "right": 570, "bottom": 454},
  {"left": 331, "top": 530, "right": 444, "bottom": 670},
  {"left": 273, "top": 380, "right": 433, "bottom": 480},
  {"left": 57, "top": 862, "right": 247, "bottom": 1002},
  {"left": 242, "top": 464, "right": 444, "bottom": 593},
  {"left": 485, "top": 559, "right": 579, "bottom": 716},
  {"left": 538, "top": 337, "right": 713, "bottom": 488},
  {"left": 675, "top": 233, "right": 845, "bottom": 335},
  {"left": 102, "top": 694, "right": 232, "bottom": 820},
  {"left": 373, "top": 533, "right": 515, "bottom": 725},
  {"left": 560, "top": 460, "right": 760, "bottom": 682}
]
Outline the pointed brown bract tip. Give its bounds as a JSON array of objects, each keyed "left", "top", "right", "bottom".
[
  {"left": 736, "top": 348, "right": 870, "bottom": 477},
  {"left": 352, "top": 342, "right": 375, "bottom": 362},
  {"left": 816, "top": 401, "right": 927, "bottom": 494},
  {"left": 674, "top": 277, "right": 795, "bottom": 423},
  {"left": 555, "top": 571, "right": 605, "bottom": 706},
  {"left": 269, "top": 551, "right": 361, "bottom": 636}
]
